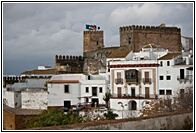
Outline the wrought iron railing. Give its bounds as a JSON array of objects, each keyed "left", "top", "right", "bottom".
[
  {"left": 142, "top": 78, "right": 152, "bottom": 84},
  {"left": 115, "top": 78, "right": 123, "bottom": 84},
  {"left": 110, "top": 94, "right": 158, "bottom": 99}
]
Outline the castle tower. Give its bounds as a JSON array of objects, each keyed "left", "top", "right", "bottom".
[
  {"left": 120, "top": 24, "right": 181, "bottom": 52},
  {"left": 83, "top": 30, "right": 104, "bottom": 54}
]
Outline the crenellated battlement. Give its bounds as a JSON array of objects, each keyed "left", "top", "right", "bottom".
[
  {"left": 83, "top": 30, "right": 103, "bottom": 35},
  {"left": 55, "top": 55, "right": 84, "bottom": 63},
  {"left": 3, "top": 76, "right": 51, "bottom": 87},
  {"left": 120, "top": 25, "right": 181, "bottom": 32}
]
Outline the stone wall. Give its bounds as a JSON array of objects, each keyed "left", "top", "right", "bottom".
[
  {"left": 83, "top": 30, "right": 104, "bottom": 53},
  {"left": 83, "top": 47, "right": 127, "bottom": 74},
  {"left": 120, "top": 25, "right": 181, "bottom": 52},
  {"left": 55, "top": 55, "right": 84, "bottom": 74},
  {"left": 29, "top": 111, "right": 193, "bottom": 130},
  {"left": 77, "top": 112, "right": 192, "bottom": 130}
]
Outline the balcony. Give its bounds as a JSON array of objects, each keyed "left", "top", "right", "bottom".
[
  {"left": 177, "top": 75, "right": 193, "bottom": 83},
  {"left": 142, "top": 78, "right": 152, "bottom": 84},
  {"left": 115, "top": 78, "right": 123, "bottom": 84},
  {"left": 110, "top": 94, "right": 158, "bottom": 99},
  {"left": 126, "top": 78, "right": 138, "bottom": 85}
]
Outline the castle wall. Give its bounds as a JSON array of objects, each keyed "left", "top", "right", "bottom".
[
  {"left": 120, "top": 25, "right": 181, "bottom": 52},
  {"left": 83, "top": 47, "right": 127, "bottom": 75},
  {"left": 55, "top": 55, "right": 84, "bottom": 74}
]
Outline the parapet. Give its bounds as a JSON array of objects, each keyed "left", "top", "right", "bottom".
[
  {"left": 55, "top": 55, "right": 84, "bottom": 63},
  {"left": 83, "top": 30, "right": 103, "bottom": 35},
  {"left": 120, "top": 25, "right": 181, "bottom": 32}
]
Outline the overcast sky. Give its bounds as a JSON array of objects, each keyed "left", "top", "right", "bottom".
[{"left": 3, "top": 2, "right": 193, "bottom": 76}]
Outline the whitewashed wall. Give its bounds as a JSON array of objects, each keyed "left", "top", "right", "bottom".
[
  {"left": 48, "top": 83, "right": 80, "bottom": 107},
  {"left": 80, "top": 80, "right": 107, "bottom": 105},
  {"left": 3, "top": 91, "right": 21, "bottom": 108},
  {"left": 21, "top": 90, "right": 48, "bottom": 109}
]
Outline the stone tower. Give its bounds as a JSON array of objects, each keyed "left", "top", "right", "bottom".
[
  {"left": 83, "top": 30, "right": 104, "bottom": 54},
  {"left": 120, "top": 24, "right": 181, "bottom": 52}
]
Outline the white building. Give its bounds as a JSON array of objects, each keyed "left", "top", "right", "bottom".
[
  {"left": 107, "top": 44, "right": 193, "bottom": 117},
  {"left": 181, "top": 36, "right": 193, "bottom": 51},
  {"left": 3, "top": 77, "right": 49, "bottom": 109},
  {"left": 47, "top": 74, "right": 108, "bottom": 109},
  {"left": 157, "top": 50, "right": 193, "bottom": 100}
]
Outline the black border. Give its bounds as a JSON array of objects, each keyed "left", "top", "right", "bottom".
[{"left": 1, "top": 1, "right": 195, "bottom": 132}]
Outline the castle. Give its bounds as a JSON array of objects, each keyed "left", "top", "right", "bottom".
[{"left": 55, "top": 24, "right": 185, "bottom": 75}]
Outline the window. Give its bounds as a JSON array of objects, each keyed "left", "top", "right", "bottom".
[
  {"left": 99, "top": 87, "right": 102, "bottom": 93},
  {"left": 160, "top": 61, "right": 163, "bottom": 67},
  {"left": 159, "top": 90, "right": 165, "bottom": 95},
  {"left": 166, "top": 76, "right": 171, "bottom": 80},
  {"left": 128, "top": 38, "right": 131, "bottom": 44},
  {"left": 97, "top": 41, "right": 98, "bottom": 45},
  {"left": 117, "top": 72, "right": 121, "bottom": 78},
  {"left": 131, "top": 101, "right": 137, "bottom": 110},
  {"left": 160, "top": 76, "right": 164, "bottom": 80},
  {"left": 64, "top": 85, "right": 69, "bottom": 93},
  {"left": 92, "top": 87, "right": 97, "bottom": 96},
  {"left": 166, "top": 90, "right": 172, "bottom": 95},
  {"left": 86, "top": 87, "right": 89, "bottom": 93},
  {"left": 167, "top": 61, "right": 170, "bottom": 66},
  {"left": 131, "top": 87, "right": 135, "bottom": 97}
]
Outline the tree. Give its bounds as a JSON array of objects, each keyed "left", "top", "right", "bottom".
[
  {"left": 103, "top": 110, "right": 118, "bottom": 120},
  {"left": 25, "top": 108, "right": 83, "bottom": 128},
  {"left": 173, "top": 87, "right": 193, "bottom": 111},
  {"left": 103, "top": 92, "right": 111, "bottom": 108},
  {"left": 139, "top": 87, "right": 193, "bottom": 117}
]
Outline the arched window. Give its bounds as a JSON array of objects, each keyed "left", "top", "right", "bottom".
[
  {"left": 128, "top": 100, "right": 137, "bottom": 110},
  {"left": 132, "top": 101, "right": 137, "bottom": 110}
]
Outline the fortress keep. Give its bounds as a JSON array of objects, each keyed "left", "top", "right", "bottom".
[
  {"left": 82, "top": 24, "right": 182, "bottom": 74},
  {"left": 55, "top": 24, "right": 192, "bottom": 75}
]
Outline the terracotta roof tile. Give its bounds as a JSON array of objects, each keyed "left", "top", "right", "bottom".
[
  {"left": 107, "top": 50, "right": 131, "bottom": 58},
  {"left": 21, "top": 69, "right": 56, "bottom": 75},
  {"left": 158, "top": 53, "right": 182, "bottom": 60},
  {"left": 3, "top": 104, "right": 42, "bottom": 115},
  {"left": 48, "top": 80, "right": 79, "bottom": 83}
]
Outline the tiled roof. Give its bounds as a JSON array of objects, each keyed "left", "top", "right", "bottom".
[
  {"left": 21, "top": 69, "right": 56, "bottom": 75},
  {"left": 110, "top": 64, "right": 159, "bottom": 68},
  {"left": 3, "top": 104, "right": 42, "bottom": 115},
  {"left": 48, "top": 80, "right": 79, "bottom": 83},
  {"left": 158, "top": 53, "right": 181, "bottom": 60},
  {"left": 107, "top": 50, "right": 131, "bottom": 58}
]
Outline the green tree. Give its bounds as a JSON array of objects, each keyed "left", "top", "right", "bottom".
[
  {"left": 25, "top": 108, "right": 83, "bottom": 128},
  {"left": 103, "top": 110, "right": 118, "bottom": 120},
  {"left": 103, "top": 92, "right": 111, "bottom": 108}
]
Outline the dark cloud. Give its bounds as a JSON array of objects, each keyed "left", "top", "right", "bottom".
[{"left": 3, "top": 2, "right": 193, "bottom": 75}]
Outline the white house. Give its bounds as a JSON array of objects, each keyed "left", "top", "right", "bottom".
[
  {"left": 47, "top": 74, "right": 108, "bottom": 109},
  {"left": 107, "top": 44, "right": 193, "bottom": 117},
  {"left": 157, "top": 50, "right": 193, "bottom": 100},
  {"left": 107, "top": 44, "right": 169, "bottom": 116},
  {"left": 3, "top": 77, "right": 49, "bottom": 109}
]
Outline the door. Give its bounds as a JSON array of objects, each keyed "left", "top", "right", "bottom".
[
  {"left": 118, "top": 87, "right": 122, "bottom": 97},
  {"left": 145, "top": 87, "right": 150, "bottom": 98},
  {"left": 131, "top": 87, "right": 135, "bottom": 97},
  {"left": 91, "top": 98, "right": 99, "bottom": 107},
  {"left": 144, "top": 71, "right": 149, "bottom": 82},
  {"left": 64, "top": 101, "right": 71, "bottom": 109},
  {"left": 92, "top": 87, "right": 97, "bottom": 96},
  {"left": 180, "top": 69, "right": 184, "bottom": 79}
]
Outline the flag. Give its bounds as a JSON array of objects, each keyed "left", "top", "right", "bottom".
[{"left": 86, "top": 24, "right": 99, "bottom": 31}]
